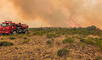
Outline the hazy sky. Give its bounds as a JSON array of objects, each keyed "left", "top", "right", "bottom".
[{"left": 0, "top": 0, "right": 102, "bottom": 28}]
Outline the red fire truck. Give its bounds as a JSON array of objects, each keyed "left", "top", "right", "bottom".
[{"left": 0, "top": 21, "right": 29, "bottom": 35}]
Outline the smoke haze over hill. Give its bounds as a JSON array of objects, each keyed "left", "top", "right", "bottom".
[{"left": 0, "top": 0, "right": 102, "bottom": 28}]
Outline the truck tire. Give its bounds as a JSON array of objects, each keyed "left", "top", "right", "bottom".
[
  {"left": 22, "top": 29, "right": 28, "bottom": 34},
  {"left": 11, "top": 30, "right": 17, "bottom": 34}
]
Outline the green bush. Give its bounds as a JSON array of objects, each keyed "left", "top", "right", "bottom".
[
  {"left": 47, "top": 33, "right": 58, "bottom": 38},
  {"left": 22, "top": 39, "right": 30, "bottom": 44},
  {"left": 0, "top": 41, "right": 14, "bottom": 46},
  {"left": 80, "top": 38, "right": 102, "bottom": 49},
  {"left": 33, "top": 31, "right": 46, "bottom": 36},
  {"left": 46, "top": 40, "right": 53, "bottom": 45},
  {"left": 63, "top": 38, "right": 74, "bottom": 44},
  {"left": 96, "top": 39, "right": 102, "bottom": 49},
  {"left": 57, "top": 48, "right": 69, "bottom": 57},
  {"left": 80, "top": 38, "right": 95, "bottom": 45},
  {"left": 87, "top": 25, "right": 97, "bottom": 30},
  {"left": 9, "top": 37, "right": 16, "bottom": 40},
  {"left": 96, "top": 56, "right": 102, "bottom": 60}
]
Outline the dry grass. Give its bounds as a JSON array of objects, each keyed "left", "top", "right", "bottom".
[{"left": 0, "top": 28, "right": 102, "bottom": 60}]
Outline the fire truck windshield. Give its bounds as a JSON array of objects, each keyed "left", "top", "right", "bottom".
[{"left": 1, "top": 24, "right": 8, "bottom": 27}]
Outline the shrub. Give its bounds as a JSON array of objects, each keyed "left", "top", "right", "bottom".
[
  {"left": 96, "top": 56, "right": 102, "bottom": 60},
  {"left": 57, "top": 48, "right": 69, "bottom": 57},
  {"left": 9, "top": 37, "right": 16, "bottom": 40},
  {"left": 0, "top": 41, "right": 14, "bottom": 46},
  {"left": 80, "top": 38, "right": 95, "bottom": 45},
  {"left": 87, "top": 25, "right": 97, "bottom": 30},
  {"left": 80, "top": 38, "right": 102, "bottom": 49},
  {"left": 1, "top": 38, "right": 4, "bottom": 40},
  {"left": 63, "top": 38, "right": 74, "bottom": 44},
  {"left": 47, "top": 33, "right": 58, "bottom": 38},
  {"left": 23, "top": 37, "right": 28, "bottom": 39},
  {"left": 33, "top": 31, "right": 45, "bottom": 36},
  {"left": 96, "top": 39, "right": 102, "bottom": 49},
  {"left": 22, "top": 39, "right": 30, "bottom": 44},
  {"left": 46, "top": 40, "right": 53, "bottom": 45}
]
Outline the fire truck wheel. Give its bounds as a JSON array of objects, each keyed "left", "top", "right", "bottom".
[
  {"left": 12, "top": 31, "right": 17, "bottom": 34},
  {"left": 22, "top": 29, "right": 28, "bottom": 34}
]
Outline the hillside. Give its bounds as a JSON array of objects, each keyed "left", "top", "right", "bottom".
[{"left": 0, "top": 26, "right": 102, "bottom": 60}]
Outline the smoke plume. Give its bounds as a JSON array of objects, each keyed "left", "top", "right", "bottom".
[{"left": 0, "top": 0, "right": 102, "bottom": 28}]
